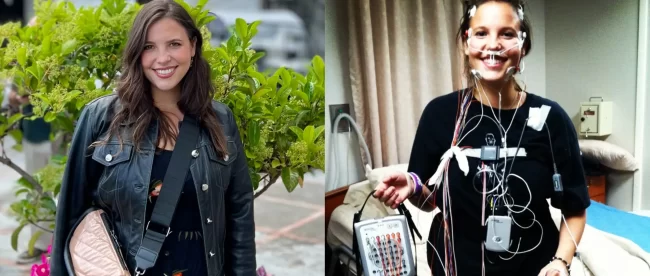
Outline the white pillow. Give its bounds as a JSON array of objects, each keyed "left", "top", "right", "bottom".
[{"left": 578, "top": 139, "right": 638, "bottom": 171}]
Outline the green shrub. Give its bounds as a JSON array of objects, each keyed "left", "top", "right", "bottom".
[{"left": 0, "top": 0, "right": 324, "bottom": 253}]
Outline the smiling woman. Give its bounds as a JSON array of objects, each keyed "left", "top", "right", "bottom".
[
  {"left": 142, "top": 18, "right": 195, "bottom": 103},
  {"left": 49, "top": 1, "right": 256, "bottom": 276},
  {"left": 372, "top": 1, "right": 590, "bottom": 276}
]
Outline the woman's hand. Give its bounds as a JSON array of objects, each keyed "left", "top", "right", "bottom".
[
  {"left": 373, "top": 171, "right": 412, "bottom": 209},
  {"left": 538, "top": 260, "right": 569, "bottom": 276}
]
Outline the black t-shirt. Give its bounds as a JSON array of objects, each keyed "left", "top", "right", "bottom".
[
  {"left": 408, "top": 89, "right": 590, "bottom": 276},
  {"left": 143, "top": 149, "right": 207, "bottom": 276}
]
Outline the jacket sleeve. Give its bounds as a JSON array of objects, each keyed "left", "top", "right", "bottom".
[
  {"left": 224, "top": 108, "right": 257, "bottom": 275},
  {"left": 50, "top": 104, "right": 104, "bottom": 275}
]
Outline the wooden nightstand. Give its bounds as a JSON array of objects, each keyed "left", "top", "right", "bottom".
[{"left": 587, "top": 175, "right": 606, "bottom": 204}]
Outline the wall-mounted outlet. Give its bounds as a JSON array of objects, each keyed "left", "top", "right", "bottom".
[{"left": 329, "top": 104, "right": 351, "bottom": 133}]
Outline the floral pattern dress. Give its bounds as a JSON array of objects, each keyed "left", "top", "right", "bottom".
[{"left": 143, "top": 149, "right": 207, "bottom": 276}]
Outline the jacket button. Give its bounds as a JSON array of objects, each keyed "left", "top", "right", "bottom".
[
  {"left": 209, "top": 251, "right": 215, "bottom": 257},
  {"left": 202, "top": 184, "right": 209, "bottom": 191},
  {"left": 191, "top": 149, "right": 199, "bottom": 158},
  {"left": 164, "top": 251, "right": 170, "bottom": 256},
  {"left": 105, "top": 154, "right": 113, "bottom": 162},
  {"left": 207, "top": 218, "right": 212, "bottom": 224},
  {"left": 224, "top": 154, "right": 229, "bottom": 161}
]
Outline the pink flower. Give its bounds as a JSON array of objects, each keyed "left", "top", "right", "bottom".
[
  {"left": 31, "top": 262, "right": 49, "bottom": 276},
  {"left": 257, "top": 266, "right": 273, "bottom": 276},
  {"left": 30, "top": 243, "right": 52, "bottom": 276}
]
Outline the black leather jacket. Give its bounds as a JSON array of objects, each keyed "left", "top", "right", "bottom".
[{"left": 50, "top": 94, "right": 256, "bottom": 276}]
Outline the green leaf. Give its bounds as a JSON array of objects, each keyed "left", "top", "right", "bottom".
[
  {"left": 313, "top": 126, "right": 325, "bottom": 141},
  {"left": 61, "top": 39, "right": 78, "bottom": 56},
  {"left": 248, "top": 20, "right": 262, "bottom": 37},
  {"left": 216, "top": 48, "right": 229, "bottom": 60},
  {"left": 247, "top": 120, "right": 261, "bottom": 146},
  {"left": 294, "top": 91, "right": 309, "bottom": 102},
  {"left": 55, "top": 115, "right": 75, "bottom": 132},
  {"left": 235, "top": 18, "right": 248, "bottom": 39},
  {"left": 54, "top": 183, "right": 61, "bottom": 198},
  {"left": 12, "top": 143, "right": 23, "bottom": 152},
  {"left": 8, "top": 129, "right": 22, "bottom": 145},
  {"left": 294, "top": 110, "right": 310, "bottom": 126},
  {"left": 281, "top": 69, "right": 292, "bottom": 87},
  {"left": 250, "top": 169, "right": 261, "bottom": 190},
  {"left": 312, "top": 55, "right": 325, "bottom": 82},
  {"left": 17, "top": 177, "right": 33, "bottom": 190},
  {"left": 281, "top": 167, "right": 301, "bottom": 192},
  {"left": 249, "top": 52, "right": 265, "bottom": 65},
  {"left": 271, "top": 158, "right": 281, "bottom": 168},
  {"left": 67, "top": 90, "right": 82, "bottom": 99},
  {"left": 252, "top": 88, "right": 270, "bottom": 100},
  {"left": 41, "top": 36, "right": 52, "bottom": 57},
  {"left": 44, "top": 112, "right": 57, "bottom": 123},
  {"left": 11, "top": 223, "right": 27, "bottom": 251},
  {"left": 40, "top": 197, "right": 57, "bottom": 213},
  {"left": 15, "top": 188, "right": 29, "bottom": 196},
  {"left": 26, "top": 65, "right": 40, "bottom": 80},
  {"left": 27, "top": 231, "right": 43, "bottom": 256},
  {"left": 273, "top": 107, "right": 283, "bottom": 121},
  {"left": 303, "top": 125, "right": 315, "bottom": 144},
  {"left": 8, "top": 113, "right": 24, "bottom": 126},
  {"left": 289, "top": 126, "right": 303, "bottom": 140},
  {"left": 75, "top": 99, "right": 87, "bottom": 110},
  {"left": 304, "top": 81, "right": 315, "bottom": 100},
  {"left": 31, "top": 93, "right": 50, "bottom": 105},
  {"left": 17, "top": 47, "right": 27, "bottom": 67}
]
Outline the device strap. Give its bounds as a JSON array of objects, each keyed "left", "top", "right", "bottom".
[
  {"left": 352, "top": 190, "right": 375, "bottom": 276},
  {"left": 397, "top": 204, "right": 421, "bottom": 274},
  {"left": 134, "top": 116, "right": 201, "bottom": 275}
]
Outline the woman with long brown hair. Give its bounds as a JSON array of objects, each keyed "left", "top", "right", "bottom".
[
  {"left": 50, "top": 1, "right": 256, "bottom": 275},
  {"left": 374, "top": 1, "right": 589, "bottom": 275}
]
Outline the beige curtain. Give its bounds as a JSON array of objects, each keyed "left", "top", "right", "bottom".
[{"left": 348, "top": 0, "right": 465, "bottom": 168}]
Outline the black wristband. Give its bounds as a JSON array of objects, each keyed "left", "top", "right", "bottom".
[{"left": 550, "top": 256, "right": 571, "bottom": 271}]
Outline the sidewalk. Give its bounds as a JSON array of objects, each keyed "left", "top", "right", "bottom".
[{"left": 0, "top": 136, "right": 324, "bottom": 275}]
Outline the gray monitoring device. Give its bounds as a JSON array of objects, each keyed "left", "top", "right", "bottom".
[
  {"left": 484, "top": 215, "right": 512, "bottom": 252},
  {"left": 353, "top": 215, "right": 416, "bottom": 276}
]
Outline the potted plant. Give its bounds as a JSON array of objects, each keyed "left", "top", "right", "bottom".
[{"left": 0, "top": 0, "right": 325, "bottom": 269}]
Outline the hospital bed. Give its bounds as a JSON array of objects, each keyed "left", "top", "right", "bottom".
[{"left": 326, "top": 163, "right": 650, "bottom": 276}]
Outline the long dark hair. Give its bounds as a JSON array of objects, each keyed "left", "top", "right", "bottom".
[
  {"left": 96, "top": 0, "right": 228, "bottom": 157},
  {"left": 456, "top": 0, "right": 533, "bottom": 90}
]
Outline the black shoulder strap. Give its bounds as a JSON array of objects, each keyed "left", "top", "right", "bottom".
[
  {"left": 134, "top": 116, "right": 201, "bottom": 275},
  {"left": 352, "top": 191, "right": 375, "bottom": 276}
]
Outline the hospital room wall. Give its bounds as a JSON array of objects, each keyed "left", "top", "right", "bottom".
[
  {"left": 323, "top": 0, "right": 547, "bottom": 191},
  {"left": 545, "top": 0, "right": 643, "bottom": 211},
  {"left": 325, "top": 0, "right": 367, "bottom": 191}
]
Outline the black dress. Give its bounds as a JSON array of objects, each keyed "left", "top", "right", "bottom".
[
  {"left": 408, "top": 90, "right": 591, "bottom": 276},
  {"left": 143, "top": 149, "right": 207, "bottom": 276}
]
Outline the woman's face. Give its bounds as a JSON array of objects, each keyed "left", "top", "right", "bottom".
[
  {"left": 464, "top": 2, "right": 524, "bottom": 83},
  {"left": 141, "top": 17, "right": 196, "bottom": 95}
]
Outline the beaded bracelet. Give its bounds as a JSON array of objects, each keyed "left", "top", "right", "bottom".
[{"left": 550, "top": 256, "right": 571, "bottom": 271}]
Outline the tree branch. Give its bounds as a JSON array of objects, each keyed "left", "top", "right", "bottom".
[
  {"left": 0, "top": 155, "right": 43, "bottom": 193},
  {"left": 26, "top": 219, "right": 54, "bottom": 234},
  {"left": 254, "top": 174, "right": 280, "bottom": 199}
]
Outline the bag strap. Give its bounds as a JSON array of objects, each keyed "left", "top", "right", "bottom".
[
  {"left": 352, "top": 191, "right": 375, "bottom": 276},
  {"left": 134, "top": 115, "right": 201, "bottom": 275}
]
